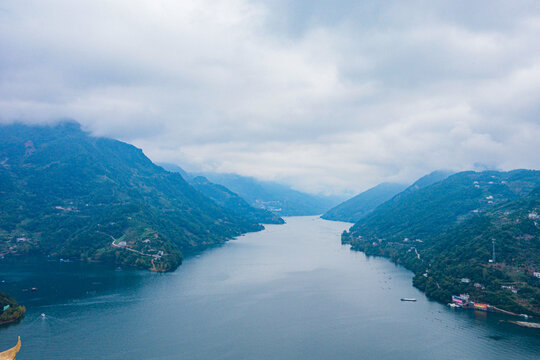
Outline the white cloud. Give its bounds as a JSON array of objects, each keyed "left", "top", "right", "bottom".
[{"left": 0, "top": 0, "right": 539, "bottom": 195}]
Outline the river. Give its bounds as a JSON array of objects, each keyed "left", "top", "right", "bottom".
[{"left": 0, "top": 216, "right": 538, "bottom": 359}]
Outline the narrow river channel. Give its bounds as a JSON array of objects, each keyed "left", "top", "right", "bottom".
[{"left": 1, "top": 216, "right": 538, "bottom": 359}]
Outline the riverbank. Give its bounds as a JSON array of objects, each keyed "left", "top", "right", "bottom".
[
  {"left": 506, "top": 320, "right": 540, "bottom": 329},
  {"left": 1, "top": 217, "right": 539, "bottom": 359},
  {"left": 342, "top": 235, "right": 540, "bottom": 318},
  {"left": 0, "top": 317, "right": 23, "bottom": 327}
]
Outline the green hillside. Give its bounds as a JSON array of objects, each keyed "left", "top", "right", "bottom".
[
  {"left": 159, "top": 163, "right": 284, "bottom": 225},
  {"left": 348, "top": 170, "right": 540, "bottom": 243},
  {"left": 343, "top": 170, "right": 540, "bottom": 315},
  {"left": 322, "top": 183, "right": 407, "bottom": 222},
  {"left": 0, "top": 122, "right": 264, "bottom": 271}
]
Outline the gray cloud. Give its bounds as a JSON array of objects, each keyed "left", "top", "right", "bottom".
[{"left": 1, "top": 0, "right": 539, "bottom": 195}]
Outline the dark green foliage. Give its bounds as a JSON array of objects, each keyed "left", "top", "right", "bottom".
[
  {"left": 0, "top": 122, "right": 265, "bottom": 271},
  {"left": 344, "top": 170, "right": 540, "bottom": 315},
  {"left": 161, "top": 163, "right": 285, "bottom": 223},
  {"left": 0, "top": 292, "right": 25, "bottom": 324},
  {"left": 159, "top": 165, "right": 285, "bottom": 224},
  {"left": 349, "top": 170, "right": 540, "bottom": 242},
  {"left": 322, "top": 183, "right": 407, "bottom": 222}
]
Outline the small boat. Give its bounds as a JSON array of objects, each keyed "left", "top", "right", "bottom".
[
  {"left": 41, "top": 313, "right": 46, "bottom": 318},
  {"left": 401, "top": 298, "right": 417, "bottom": 302}
]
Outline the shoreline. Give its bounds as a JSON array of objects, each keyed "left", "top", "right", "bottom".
[
  {"left": 344, "top": 243, "right": 538, "bottom": 319},
  {"left": 0, "top": 316, "right": 23, "bottom": 327}
]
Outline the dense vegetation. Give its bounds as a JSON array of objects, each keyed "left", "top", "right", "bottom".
[
  {"left": 343, "top": 170, "right": 540, "bottom": 315},
  {"left": 322, "top": 183, "right": 407, "bottom": 222},
  {"left": 0, "top": 293, "right": 25, "bottom": 325},
  {"left": 0, "top": 122, "right": 266, "bottom": 271},
  {"left": 159, "top": 164, "right": 284, "bottom": 224}
]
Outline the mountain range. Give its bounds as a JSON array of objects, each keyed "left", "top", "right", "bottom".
[
  {"left": 322, "top": 183, "right": 408, "bottom": 223},
  {"left": 341, "top": 170, "right": 540, "bottom": 315},
  {"left": 161, "top": 163, "right": 342, "bottom": 216},
  {"left": 188, "top": 176, "right": 284, "bottom": 225},
  {"left": 0, "top": 122, "right": 271, "bottom": 271}
]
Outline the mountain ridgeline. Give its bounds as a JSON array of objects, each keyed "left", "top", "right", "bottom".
[
  {"left": 0, "top": 122, "right": 271, "bottom": 271},
  {"left": 201, "top": 173, "right": 342, "bottom": 216},
  {"left": 159, "top": 164, "right": 284, "bottom": 224},
  {"left": 322, "top": 183, "right": 408, "bottom": 223},
  {"left": 342, "top": 170, "right": 540, "bottom": 315},
  {"left": 161, "top": 163, "right": 341, "bottom": 216},
  {"left": 189, "top": 176, "right": 284, "bottom": 225},
  {"left": 322, "top": 170, "right": 452, "bottom": 223}
]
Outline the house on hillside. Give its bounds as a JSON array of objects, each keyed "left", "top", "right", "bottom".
[{"left": 528, "top": 212, "right": 539, "bottom": 220}]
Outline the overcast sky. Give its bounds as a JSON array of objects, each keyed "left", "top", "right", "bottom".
[{"left": 1, "top": 0, "right": 539, "bottom": 195}]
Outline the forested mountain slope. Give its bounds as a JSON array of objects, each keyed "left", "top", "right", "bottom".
[
  {"left": 348, "top": 170, "right": 540, "bottom": 243},
  {"left": 343, "top": 170, "right": 540, "bottom": 315},
  {"left": 322, "top": 183, "right": 407, "bottom": 222},
  {"left": 159, "top": 164, "right": 284, "bottom": 224},
  {"left": 189, "top": 176, "right": 284, "bottom": 224},
  {"left": 0, "top": 122, "right": 263, "bottom": 271}
]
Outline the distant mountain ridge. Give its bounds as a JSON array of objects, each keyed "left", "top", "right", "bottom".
[
  {"left": 159, "top": 163, "right": 284, "bottom": 224},
  {"left": 200, "top": 173, "right": 342, "bottom": 216},
  {"left": 401, "top": 170, "right": 454, "bottom": 194},
  {"left": 343, "top": 169, "right": 540, "bottom": 315},
  {"left": 159, "top": 163, "right": 190, "bottom": 179},
  {"left": 160, "top": 163, "right": 342, "bottom": 216},
  {"left": 0, "top": 122, "right": 266, "bottom": 271},
  {"left": 322, "top": 170, "right": 453, "bottom": 223},
  {"left": 189, "top": 176, "right": 284, "bottom": 225},
  {"left": 322, "top": 183, "right": 408, "bottom": 222}
]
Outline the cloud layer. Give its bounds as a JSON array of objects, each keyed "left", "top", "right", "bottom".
[{"left": 1, "top": 0, "right": 539, "bottom": 195}]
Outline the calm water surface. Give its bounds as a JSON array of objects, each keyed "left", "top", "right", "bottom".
[{"left": 1, "top": 216, "right": 538, "bottom": 359}]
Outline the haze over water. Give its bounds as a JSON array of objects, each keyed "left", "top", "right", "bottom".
[{"left": 1, "top": 217, "right": 538, "bottom": 359}]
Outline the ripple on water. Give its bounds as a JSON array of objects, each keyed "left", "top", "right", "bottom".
[{"left": 0, "top": 216, "right": 539, "bottom": 359}]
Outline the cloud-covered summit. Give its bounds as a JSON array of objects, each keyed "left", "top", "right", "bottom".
[{"left": 1, "top": 0, "right": 539, "bottom": 195}]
